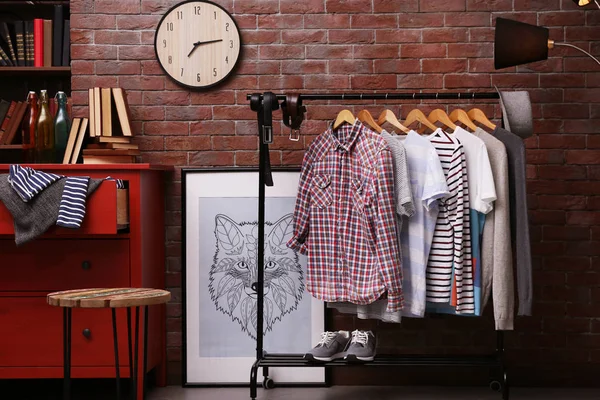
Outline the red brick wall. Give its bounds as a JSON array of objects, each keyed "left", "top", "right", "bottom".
[{"left": 71, "top": 0, "right": 600, "bottom": 386}]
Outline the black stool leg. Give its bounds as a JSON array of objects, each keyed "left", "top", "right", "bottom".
[
  {"left": 112, "top": 308, "right": 121, "bottom": 400},
  {"left": 127, "top": 308, "right": 133, "bottom": 398},
  {"left": 63, "top": 308, "right": 72, "bottom": 400},
  {"left": 143, "top": 305, "right": 149, "bottom": 399},
  {"left": 133, "top": 306, "right": 140, "bottom": 400}
]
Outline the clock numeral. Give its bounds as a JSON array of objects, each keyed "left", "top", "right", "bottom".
[
  {"left": 168, "top": 56, "right": 172, "bottom": 64},
  {"left": 214, "top": 11, "right": 217, "bottom": 19},
  {"left": 225, "top": 23, "right": 229, "bottom": 32},
  {"left": 194, "top": 6, "right": 201, "bottom": 14},
  {"left": 166, "top": 22, "right": 174, "bottom": 31},
  {"left": 213, "top": 68, "right": 217, "bottom": 77},
  {"left": 229, "top": 40, "right": 234, "bottom": 48},
  {"left": 177, "top": 11, "right": 183, "bottom": 20},
  {"left": 163, "top": 39, "right": 166, "bottom": 48},
  {"left": 181, "top": 68, "right": 184, "bottom": 76},
  {"left": 197, "top": 73, "right": 201, "bottom": 83},
  {"left": 225, "top": 56, "right": 228, "bottom": 64}
]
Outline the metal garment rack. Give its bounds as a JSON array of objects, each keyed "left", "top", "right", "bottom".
[{"left": 246, "top": 91, "right": 508, "bottom": 400}]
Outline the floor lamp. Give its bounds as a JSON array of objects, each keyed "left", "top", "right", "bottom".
[{"left": 494, "top": 17, "right": 600, "bottom": 69}]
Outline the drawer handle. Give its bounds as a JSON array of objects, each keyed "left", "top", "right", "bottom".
[
  {"left": 82, "top": 328, "right": 91, "bottom": 339},
  {"left": 82, "top": 261, "right": 91, "bottom": 270}
]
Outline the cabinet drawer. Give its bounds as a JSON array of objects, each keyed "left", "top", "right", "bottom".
[
  {"left": 0, "top": 180, "right": 125, "bottom": 236},
  {"left": 0, "top": 239, "right": 129, "bottom": 291},
  {"left": 0, "top": 297, "right": 131, "bottom": 367}
]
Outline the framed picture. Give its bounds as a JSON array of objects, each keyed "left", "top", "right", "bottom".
[{"left": 182, "top": 168, "right": 326, "bottom": 386}]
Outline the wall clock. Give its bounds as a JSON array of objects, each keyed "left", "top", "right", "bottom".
[{"left": 154, "top": 0, "right": 242, "bottom": 90}]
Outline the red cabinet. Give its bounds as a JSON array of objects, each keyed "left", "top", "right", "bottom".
[{"left": 0, "top": 164, "right": 169, "bottom": 398}]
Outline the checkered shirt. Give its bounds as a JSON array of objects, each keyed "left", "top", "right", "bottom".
[{"left": 287, "top": 120, "right": 404, "bottom": 312}]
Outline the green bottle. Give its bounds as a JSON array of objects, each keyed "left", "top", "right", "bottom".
[
  {"left": 35, "top": 89, "right": 55, "bottom": 163},
  {"left": 54, "top": 91, "right": 71, "bottom": 163}
]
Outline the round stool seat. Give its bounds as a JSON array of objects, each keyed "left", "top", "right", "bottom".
[{"left": 47, "top": 288, "right": 171, "bottom": 308}]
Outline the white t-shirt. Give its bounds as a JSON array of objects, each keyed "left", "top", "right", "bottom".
[{"left": 453, "top": 126, "right": 497, "bottom": 214}]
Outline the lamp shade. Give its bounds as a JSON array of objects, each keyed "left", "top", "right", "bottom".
[
  {"left": 494, "top": 17, "right": 550, "bottom": 69},
  {"left": 574, "top": 0, "right": 591, "bottom": 5}
]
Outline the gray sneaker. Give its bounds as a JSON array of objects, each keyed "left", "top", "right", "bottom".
[
  {"left": 344, "top": 330, "right": 376, "bottom": 362},
  {"left": 305, "top": 331, "right": 351, "bottom": 362}
]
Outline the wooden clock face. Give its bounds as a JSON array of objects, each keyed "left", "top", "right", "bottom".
[{"left": 154, "top": 0, "right": 241, "bottom": 89}]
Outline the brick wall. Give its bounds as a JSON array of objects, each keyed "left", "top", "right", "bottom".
[{"left": 71, "top": 0, "right": 600, "bottom": 387}]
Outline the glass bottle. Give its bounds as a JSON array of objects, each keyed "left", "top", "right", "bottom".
[
  {"left": 54, "top": 91, "right": 70, "bottom": 163},
  {"left": 35, "top": 89, "right": 54, "bottom": 163},
  {"left": 22, "top": 91, "right": 38, "bottom": 163}
]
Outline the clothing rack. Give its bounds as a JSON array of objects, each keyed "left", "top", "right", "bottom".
[{"left": 246, "top": 91, "right": 508, "bottom": 400}]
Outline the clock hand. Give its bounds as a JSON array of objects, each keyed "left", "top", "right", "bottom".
[{"left": 187, "top": 39, "right": 224, "bottom": 57}]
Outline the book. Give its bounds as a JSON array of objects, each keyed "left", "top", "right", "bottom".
[
  {"left": 0, "top": 100, "right": 10, "bottom": 126},
  {"left": 88, "top": 88, "right": 95, "bottom": 137},
  {"left": 0, "top": 46, "right": 12, "bottom": 66},
  {"left": 63, "top": 117, "right": 81, "bottom": 164},
  {"left": 87, "top": 142, "right": 138, "bottom": 150},
  {"left": 112, "top": 88, "right": 133, "bottom": 137},
  {"left": 1, "top": 23, "right": 17, "bottom": 64},
  {"left": 26, "top": 21, "right": 34, "bottom": 66},
  {"left": 33, "top": 19, "right": 44, "bottom": 67},
  {"left": 0, "top": 101, "right": 17, "bottom": 141},
  {"left": 71, "top": 117, "right": 88, "bottom": 164},
  {"left": 82, "top": 148, "right": 140, "bottom": 156},
  {"left": 43, "top": 20, "right": 52, "bottom": 67},
  {"left": 98, "top": 136, "right": 131, "bottom": 144},
  {"left": 53, "top": 5, "right": 63, "bottom": 66},
  {"left": 101, "top": 87, "right": 113, "bottom": 136},
  {"left": 93, "top": 87, "right": 101, "bottom": 138},
  {"left": 62, "top": 20, "right": 70, "bottom": 66},
  {"left": 14, "top": 21, "right": 24, "bottom": 66},
  {"left": 4, "top": 102, "right": 27, "bottom": 145},
  {"left": 82, "top": 155, "right": 136, "bottom": 164}
]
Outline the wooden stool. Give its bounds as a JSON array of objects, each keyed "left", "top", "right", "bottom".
[{"left": 48, "top": 288, "right": 171, "bottom": 400}]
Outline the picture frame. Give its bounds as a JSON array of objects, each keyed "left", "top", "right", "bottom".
[{"left": 182, "top": 167, "right": 327, "bottom": 386}]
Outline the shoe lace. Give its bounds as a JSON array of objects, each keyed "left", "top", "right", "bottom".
[
  {"left": 317, "top": 331, "right": 337, "bottom": 347},
  {"left": 351, "top": 330, "right": 369, "bottom": 347}
]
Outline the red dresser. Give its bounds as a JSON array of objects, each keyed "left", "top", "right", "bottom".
[{"left": 0, "top": 164, "right": 170, "bottom": 399}]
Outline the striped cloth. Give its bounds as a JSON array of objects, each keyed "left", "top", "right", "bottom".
[
  {"left": 8, "top": 164, "right": 62, "bottom": 202},
  {"left": 426, "top": 129, "right": 474, "bottom": 314},
  {"left": 8, "top": 164, "right": 124, "bottom": 230}
]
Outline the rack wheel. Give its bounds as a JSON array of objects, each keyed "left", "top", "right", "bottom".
[
  {"left": 489, "top": 380, "right": 502, "bottom": 392},
  {"left": 262, "top": 377, "right": 275, "bottom": 389}
]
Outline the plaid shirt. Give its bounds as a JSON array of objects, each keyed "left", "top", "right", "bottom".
[{"left": 287, "top": 121, "right": 404, "bottom": 312}]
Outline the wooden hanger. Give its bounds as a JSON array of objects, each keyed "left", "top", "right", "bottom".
[
  {"left": 377, "top": 109, "right": 409, "bottom": 134},
  {"left": 449, "top": 108, "right": 478, "bottom": 132},
  {"left": 427, "top": 109, "right": 457, "bottom": 130},
  {"left": 467, "top": 108, "right": 497, "bottom": 130},
  {"left": 333, "top": 109, "right": 355, "bottom": 130},
  {"left": 403, "top": 108, "right": 438, "bottom": 133},
  {"left": 357, "top": 109, "right": 383, "bottom": 133}
]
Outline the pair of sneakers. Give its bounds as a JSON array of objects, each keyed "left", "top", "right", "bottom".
[{"left": 305, "top": 330, "right": 376, "bottom": 362}]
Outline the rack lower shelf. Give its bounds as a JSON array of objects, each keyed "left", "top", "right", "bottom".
[{"left": 258, "top": 353, "right": 502, "bottom": 368}]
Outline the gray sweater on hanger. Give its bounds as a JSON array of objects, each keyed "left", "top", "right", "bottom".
[
  {"left": 474, "top": 127, "right": 514, "bottom": 330},
  {"left": 491, "top": 126, "right": 532, "bottom": 316}
]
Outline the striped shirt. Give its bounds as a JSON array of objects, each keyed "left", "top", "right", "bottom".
[
  {"left": 426, "top": 129, "right": 474, "bottom": 313},
  {"left": 8, "top": 164, "right": 124, "bottom": 229}
]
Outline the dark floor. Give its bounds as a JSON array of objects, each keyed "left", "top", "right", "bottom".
[
  {"left": 148, "top": 386, "right": 600, "bottom": 400},
  {"left": 4, "top": 380, "right": 600, "bottom": 400}
]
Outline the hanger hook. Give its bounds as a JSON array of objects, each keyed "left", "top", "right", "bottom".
[
  {"left": 472, "top": 92, "right": 475, "bottom": 100},
  {"left": 342, "top": 93, "right": 345, "bottom": 100},
  {"left": 458, "top": 93, "right": 461, "bottom": 100},
  {"left": 360, "top": 93, "right": 363, "bottom": 100},
  {"left": 385, "top": 93, "right": 388, "bottom": 100},
  {"left": 413, "top": 93, "right": 416, "bottom": 100},
  {"left": 436, "top": 93, "right": 439, "bottom": 100}
]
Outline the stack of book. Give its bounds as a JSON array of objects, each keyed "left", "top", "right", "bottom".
[
  {"left": 64, "top": 87, "right": 137, "bottom": 165},
  {"left": 0, "top": 5, "right": 70, "bottom": 67},
  {"left": 0, "top": 99, "right": 29, "bottom": 146}
]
